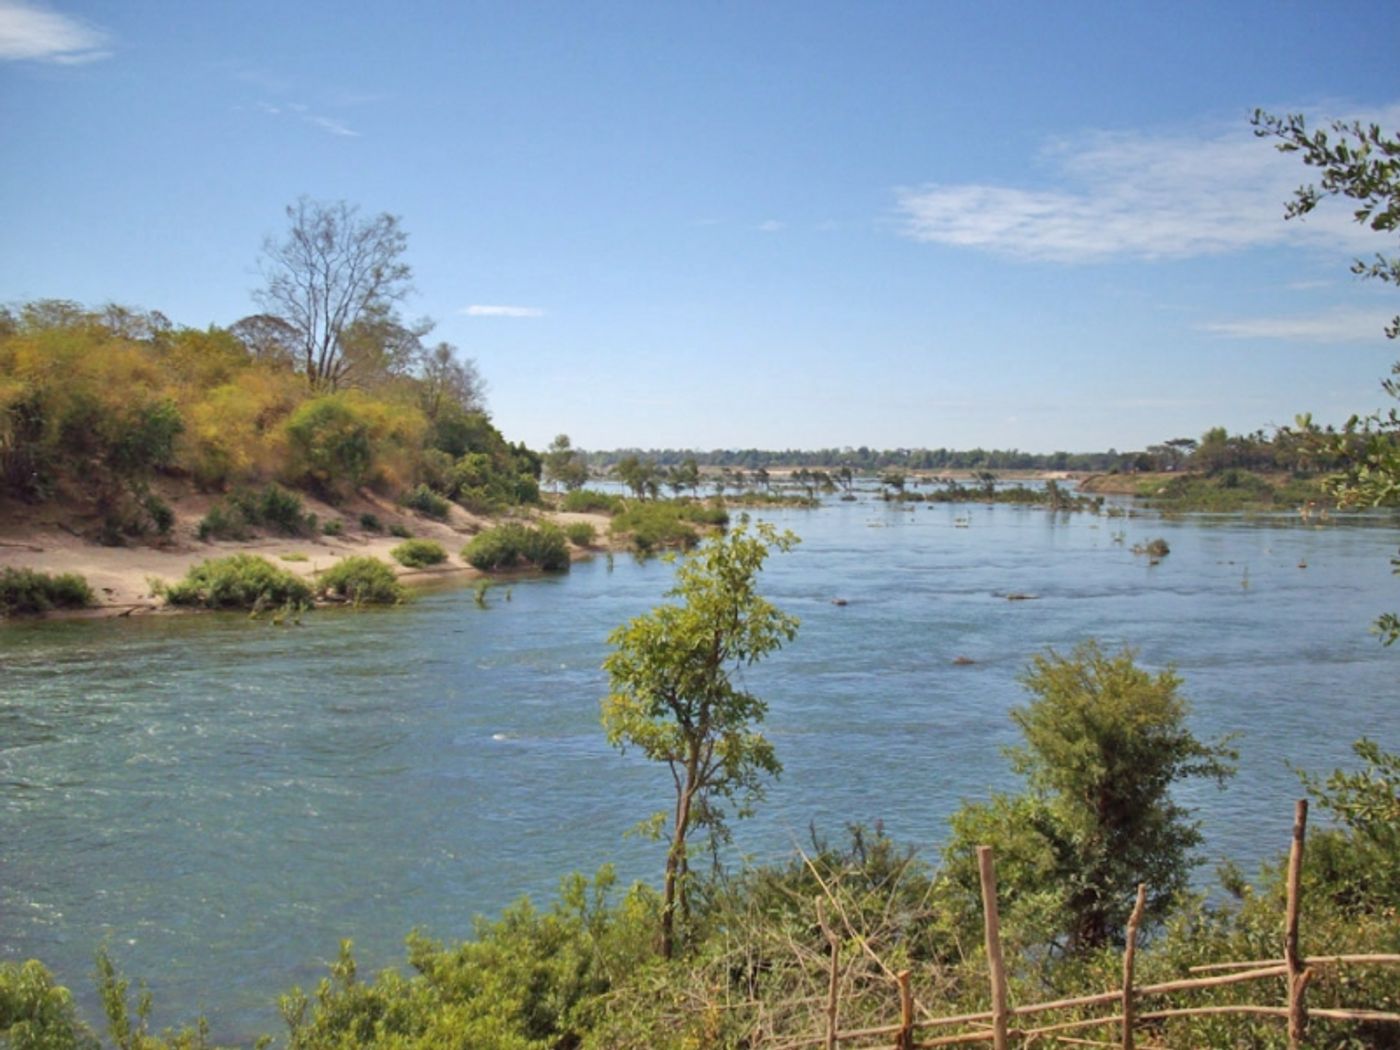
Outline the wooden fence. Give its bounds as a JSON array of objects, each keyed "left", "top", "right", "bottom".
[{"left": 776, "top": 801, "right": 1400, "bottom": 1050}]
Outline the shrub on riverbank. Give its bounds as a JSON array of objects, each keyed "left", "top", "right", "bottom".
[
  {"left": 0, "top": 568, "right": 94, "bottom": 615},
  {"left": 609, "top": 500, "right": 728, "bottom": 552},
  {"left": 391, "top": 539, "right": 448, "bottom": 568},
  {"left": 562, "top": 489, "right": 624, "bottom": 514},
  {"left": 159, "top": 554, "right": 312, "bottom": 610},
  {"left": 316, "top": 556, "right": 404, "bottom": 605},
  {"left": 565, "top": 521, "right": 597, "bottom": 547},
  {"left": 463, "top": 522, "right": 570, "bottom": 571},
  {"left": 198, "top": 484, "right": 316, "bottom": 541}
]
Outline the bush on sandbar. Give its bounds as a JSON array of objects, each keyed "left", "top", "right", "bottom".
[
  {"left": 463, "top": 523, "right": 570, "bottom": 572},
  {"left": 391, "top": 539, "right": 448, "bottom": 568},
  {"left": 160, "top": 554, "right": 312, "bottom": 610},
  {"left": 561, "top": 489, "right": 624, "bottom": 515},
  {"left": 0, "top": 568, "right": 95, "bottom": 615},
  {"left": 317, "top": 556, "right": 405, "bottom": 605}
]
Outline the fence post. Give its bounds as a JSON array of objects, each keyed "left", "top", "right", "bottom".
[
  {"left": 895, "top": 969, "right": 913, "bottom": 1050},
  {"left": 977, "top": 846, "right": 1011, "bottom": 1050},
  {"left": 1285, "top": 799, "right": 1311, "bottom": 1050},
  {"left": 817, "top": 898, "right": 840, "bottom": 1050},
  {"left": 1121, "top": 883, "right": 1147, "bottom": 1050}
]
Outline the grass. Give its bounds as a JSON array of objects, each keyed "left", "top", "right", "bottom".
[
  {"left": 317, "top": 556, "right": 405, "bottom": 605},
  {"left": 160, "top": 554, "right": 312, "bottom": 610},
  {"left": 391, "top": 539, "right": 448, "bottom": 568},
  {"left": 0, "top": 567, "right": 95, "bottom": 615},
  {"left": 279, "top": 552, "right": 309, "bottom": 562}
]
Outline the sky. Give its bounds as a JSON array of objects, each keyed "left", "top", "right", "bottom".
[{"left": 2, "top": 1, "right": 1398, "bottom": 454}]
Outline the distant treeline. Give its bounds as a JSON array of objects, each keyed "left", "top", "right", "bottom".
[{"left": 584, "top": 425, "right": 1353, "bottom": 475}]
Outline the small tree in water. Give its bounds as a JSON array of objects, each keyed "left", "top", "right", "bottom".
[{"left": 602, "top": 521, "right": 799, "bottom": 959}]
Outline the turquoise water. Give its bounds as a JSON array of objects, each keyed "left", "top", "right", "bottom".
[{"left": 2, "top": 497, "right": 1397, "bottom": 1040}]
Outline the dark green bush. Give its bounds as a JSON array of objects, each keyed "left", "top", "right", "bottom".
[
  {"left": 317, "top": 556, "right": 405, "bottom": 605},
  {"left": 391, "top": 539, "right": 448, "bottom": 568},
  {"left": 197, "top": 502, "right": 251, "bottom": 541},
  {"left": 389, "top": 523, "right": 412, "bottom": 539},
  {"left": 359, "top": 512, "right": 383, "bottom": 532},
  {"left": 399, "top": 483, "right": 452, "bottom": 520},
  {"left": 562, "top": 489, "right": 624, "bottom": 514},
  {"left": 160, "top": 554, "right": 312, "bottom": 610},
  {"left": 609, "top": 502, "right": 711, "bottom": 553},
  {"left": 201, "top": 485, "right": 313, "bottom": 540},
  {"left": 0, "top": 568, "right": 94, "bottom": 615},
  {"left": 321, "top": 518, "right": 343, "bottom": 536},
  {"left": 463, "top": 522, "right": 571, "bottom": 572}
]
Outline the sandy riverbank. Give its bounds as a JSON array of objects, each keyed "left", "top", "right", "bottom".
[{"left": 0, "top": 486, "right": 612, "bottom": 619}]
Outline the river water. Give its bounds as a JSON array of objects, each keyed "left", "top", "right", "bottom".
[{"left": 2, "top": 495, "right": 1396, "bottom": 1040}]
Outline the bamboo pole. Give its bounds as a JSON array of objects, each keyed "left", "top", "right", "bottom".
[
  {"left": 1122, "top": 883, "right": 1147, "bottom": 1050},
  {"left": 1191, "top": 954, "right": 1400, "bottom": 973},
  {"left": 1285, "top": 799, "right": 1309, "bottom": 1050},
  {"left": 817, "top": 898, "right": 840, "bottom": 1050},
  {"left": 896, "top": 970, "right": 914, "bottom": 1050},
  {"left": 977, "top": 847, "right": 1010, "bottom": 1050}
]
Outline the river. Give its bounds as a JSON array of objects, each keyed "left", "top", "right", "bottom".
[{"left": 2, "top": 494, "right": 1396, "bottom": 1040}]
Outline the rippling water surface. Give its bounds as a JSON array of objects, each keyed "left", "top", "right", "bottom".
[{"left": 2, "top": 497, "right": 1397, "bottom": 1039}]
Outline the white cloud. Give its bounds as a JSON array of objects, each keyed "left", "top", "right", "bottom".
[
  {"left": 897, "top": 108, "right": 1400, "bottom": 263},
  {"left": 462, "top": 305, "right": 545, "bottom": 318},
  {"left": 758, "top": 219, "right": 784, "bottom": 233},
  {"left": 307, "top": 115, "right": 357, "bottom": 137},
  {"left": 0, "top": 0, "right": 108, "bottom": 62},
  {"left": 1201, "top": 308, "right": 1393, "bottom": 343}
]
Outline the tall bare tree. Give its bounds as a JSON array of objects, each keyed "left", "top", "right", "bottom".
[{"left": 256, "top": 198, "right": 414, "bottom": 390}]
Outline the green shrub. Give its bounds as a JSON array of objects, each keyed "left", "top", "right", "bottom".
[
  {"left": 389, "top": 523, "right": 412, "bottom": 539},
  {"left": 160, "top": 554, "right": 313, "bottom": 610},
  {"left": 321, "top": 518, "right": 344, "bottom": 537},
  {"left": 562, "top": 489, "right": 624, "bottom": 514},
  {"left": 197, "top": 501, "right": 251, "bottom": 541},
  {"left": 610, "top": 502, "right": 707, "bottom": 553},
  {"left": 463, "top": 522, "right": 571, "bottom": 572},
  {"left": 399, "top": 483, "right": 452, "bottom": 520},
  {"left": 317, "top": 556, "right": 405, "bottom": 605},
  {"left": 565, "top": 521, "right": 597, "bottom": 547},
  {"left": 391, "top": 539, "right": 448, "bottom": 568},
  {"left": 0, "top": 568, "right": 95, "bottom": 615},
  {"left": 142, "top": 493, "right": 175, "bottom": 536},
  {"left": 0, "top": 958, "right": 99, "bottom": 1049},
  {"left": 359, "top": 512, "right": 383, "bottom": 532}
]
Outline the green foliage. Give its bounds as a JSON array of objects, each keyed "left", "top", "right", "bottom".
[
  {"left": 200, "top": 485, "right": 314, "bottom": 540},
  {"left": 564, "top": 521, "right": 596, "bottom": 547},
  {"left": 283, "top": 395, "right": 374, "bottom": 495},
  {"left": 609, "top": 500, "right": 728, "bottom": 553},
  {"left": 561, "top": 489, "right": 623, "bottom": 514},
  {"left": 316, "top": 557, "right": 404, "bottom": 606},
  {"left": 160, "top": 554, "right": 313, "bottom": 610},
  {"left": 0, "top": 958, "right": 99, "bottom": 1050},
  {"left": 945, "top": 641, "right": 1236, "bottom": 952},
  {"left": 0, "top": 568, "right": 94, "bottom": 615},
  {"left": 275, "top": 870, "right": 658, "bottom": 1050},
  {"left": 397, "top": 484, "right": 451, "bottom": 521},
  {"left": 602, "top": 521, "right": 799, "bottom": 957},
  {"left": 390, "top": 539, "right": 447, "bottom": 568},
  {"left": 321, "top": 519, "right": 342, "bottom": 536},
  {"left": 388, "top": 523, "right": 412, "bottom": 539},
  {"left": 463, "top": 523, "right": 570, "bottom": 572},
  {"left": 358, "top": 512, "right": 383, "bottom": 532},
  {"left": 1297, "top": 738, "right": 1400, "bottom": 913}
]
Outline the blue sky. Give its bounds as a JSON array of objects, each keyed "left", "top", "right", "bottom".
[{"left": 2, "top": 1, "right": 1398, "bottom": 453}]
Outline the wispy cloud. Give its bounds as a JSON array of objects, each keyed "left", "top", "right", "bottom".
[
  {"left": 897, "top": 108, "right": 1400, "bottom": 263},
  {"left": 462, "top": 305, "right": 545, "bottom": 318},
  {"left": 1201, "top": 308, "right": 1393, "bottom": 343},
  {"left": 250, "top": 97, "right": 359, "bottom": 137},
  {"left": 757, "top": 219, "right": 785, "bottom": 233},
  {"left": 0, "top": 0, "right": 109, "bottom": 63}
]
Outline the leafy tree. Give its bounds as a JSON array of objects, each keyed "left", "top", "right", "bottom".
[
  {"left": 944, "top": 641, "right": 1236, "bottom": 952},
  {"left": 601, "top": 522, "right": 799, "bottom": 958},
  {"left": 544, "top": 434, "right": 589, "bottom": 492},
  {"left": 614, "top": 455, "right": 659, "bottom": 500},
  {"left": 666, "top": 457, "right": 700, "bottom": 498},
  {"left": 1255, "top": 110, "right": 1400, "bottom": 641},
  {"left": 418, "top": 342, "right": 485, "bottom": 423},
  {"left": 256, "top": 198, "right": 415, "bottom": 391}
]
